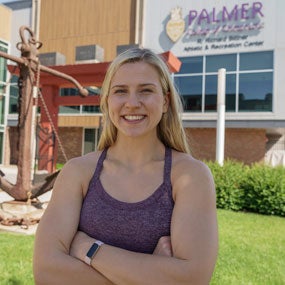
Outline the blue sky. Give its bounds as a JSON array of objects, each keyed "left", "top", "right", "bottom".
[{"left": 0, "top": 0, "right": 19, "bottom": 3}]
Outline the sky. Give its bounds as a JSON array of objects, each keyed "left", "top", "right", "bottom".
[{"left": 0, "top": 0, "right": 20, "bottom": 4}]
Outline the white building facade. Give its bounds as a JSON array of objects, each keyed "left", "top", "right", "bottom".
[{"left": 142, "top": 0, "right": 285, "bottom": 165}]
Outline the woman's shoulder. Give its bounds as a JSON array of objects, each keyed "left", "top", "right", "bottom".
[
  {"left": 171, "top": 150, "right": 210, "bottom": 174},
  {"left": 59, "top": 150, "right": 104, "bottom": 181},
  {"left": 171, "top": 150, "right": 215, "bottom": 196}
]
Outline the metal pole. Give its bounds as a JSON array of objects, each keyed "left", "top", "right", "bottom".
[{"left": 216, "top": 68, "right": 226, "bottom": 166}]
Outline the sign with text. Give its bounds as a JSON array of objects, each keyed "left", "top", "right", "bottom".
[{"left": 144, "top": 0, "right": 276, "bottom": 56}]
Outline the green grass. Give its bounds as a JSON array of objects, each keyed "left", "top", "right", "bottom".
[
  {"left": 0, "top": 232, "right": 34, "bottom": 285},
  {"left": 0, "top": 210, "right": 284, "bottom": 284},
  {"left": 212, "top": 210, "right": 285, "bottom": 285}
]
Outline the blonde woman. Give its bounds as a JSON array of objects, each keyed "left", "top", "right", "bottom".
[{"left": 34, "top": 48, "right": 218, "bottom": 284}]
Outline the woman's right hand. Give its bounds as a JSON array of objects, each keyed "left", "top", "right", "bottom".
[{"left": 153, "top": 236, "right": 173, "bottom": 257}]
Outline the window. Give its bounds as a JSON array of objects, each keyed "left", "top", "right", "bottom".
[
  {"left": 83, "top": 128, "right": 99, "bottom": 154},
  {"left": 0, "top": 46, "right": 7, "bottom": 84},
  {"left": 174, "top": 51, "right": 273, "bottom": 113},
  {"left": 206, "top": 54, "right": 236, "bottom": 72},
  {"left": 0, "top": 40, "right": 9, "bottom": 164},
  {"left": 178, "top": 57, "right": 203, "bottom": 74},
  {"left": 59, "top": 87, "right": 101, "bottom": 114},
  {"left": 9, "top": 75, "right": 19, "bottom": 114},
  {"left": 175, "top": 76, "right": 202, "bottom": 111},
  {"left": 239, "top": 72, "right": 272, "bottom": 111}
]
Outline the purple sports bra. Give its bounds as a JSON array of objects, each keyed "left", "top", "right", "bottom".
[{"left": 78, "top": 147, "right": 174, "bottom": 254}]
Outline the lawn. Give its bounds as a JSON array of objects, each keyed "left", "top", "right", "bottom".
[
  {"left": 211, "top": 210, "right": 285, "bottom": 285},
  {"left": 0, "top": 210, "right": 284, "bottom": 285}
]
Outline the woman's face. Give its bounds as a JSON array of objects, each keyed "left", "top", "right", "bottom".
[{"left": 108, "top": 61, "right": 169, "bottom": 139}]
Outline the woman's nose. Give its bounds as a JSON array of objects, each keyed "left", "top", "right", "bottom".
[{"left": 125, "top": 93, "right": 141, "bottom": 108}]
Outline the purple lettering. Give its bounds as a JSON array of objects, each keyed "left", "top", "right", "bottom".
[
  {"left": 188, "top": 10, "right": 197, "bottom": 25},
  {"left": 212, "top": 8, "right": 220, "bottom": 23},
  {"left": 222, "top": 5, "right": 238, "bottom": 22},
  {"left": 187, "top": 2, "right": 265, "bottom": 27},
  {"left": 241, "top": 3, "right": 249, "bottom": 19},
  {"left": 198, "top": 9, "right": 210, "bottom": 25},
  {"left": 252, "top": 2, "right": 264, "bottom": 18}
]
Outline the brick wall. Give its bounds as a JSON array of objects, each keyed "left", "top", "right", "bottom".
[
  {"left": 57, "top": 127, "right": 83, "bottom": 164},
  {"left": 6, "top": 126, "right": 267, "bottom": 168},
  {"left": 186, "top": 128, "right": 266, "bottom": 164}
]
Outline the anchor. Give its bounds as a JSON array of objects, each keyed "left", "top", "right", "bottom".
[{"left": 0, "top": 26, "right": 89, "bottom": 226}]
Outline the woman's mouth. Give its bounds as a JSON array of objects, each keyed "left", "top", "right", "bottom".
[{"left": 123, "top": 115, "right": 145, "bottom": 122}]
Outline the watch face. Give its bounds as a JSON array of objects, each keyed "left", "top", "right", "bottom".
[{"left": 86, "top": 243, "right": 99, "bottom": 258}]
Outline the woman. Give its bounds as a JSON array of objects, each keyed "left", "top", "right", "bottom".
[{"left": 33, "top": 48, "right": 218, "bottom": 284}]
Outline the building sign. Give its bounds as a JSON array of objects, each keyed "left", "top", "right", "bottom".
[
  {"left": 165, "top": 2, "right": 265, "bottom": 53},
  {"left": 137, "top": 0, "right": 278, "bottom": 56},
  {"left": 166, "top": 7, "right": 185, "bottom": 42}
]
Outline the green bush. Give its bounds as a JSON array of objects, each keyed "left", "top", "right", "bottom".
[
  {"left": 207, "top": 160, "right": 246, "bottom": 211},
  {"left": 242, "top": 164, "right": 285, "bottom": 216},
  {"left": 206, "top": 160, "right": 285, "bottom": 217}
]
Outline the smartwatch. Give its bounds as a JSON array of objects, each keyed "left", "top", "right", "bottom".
[{"left": 84, "top": 240, "right": 104, "bottom": 265}]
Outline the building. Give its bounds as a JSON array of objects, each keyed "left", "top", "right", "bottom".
[
  {"left": 2, "top": 0, "right": 140, "bottom": 170},
  {"left": 0, "top": 3, "right": 12, "bottom": 165},
  {"left": 142, "top": 0, "right": 285, "bottom": 165},
  {"left": 1, "top": 0, "right": 285, "bottom": 169}
]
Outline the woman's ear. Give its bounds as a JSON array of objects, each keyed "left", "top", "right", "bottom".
[{"left": 163, "top": 92, "right": 170, "bottom": 113}]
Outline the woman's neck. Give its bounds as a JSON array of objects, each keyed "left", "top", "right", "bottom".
[{"left": 108, "top": 135, "right": 165, "bottom": 168}]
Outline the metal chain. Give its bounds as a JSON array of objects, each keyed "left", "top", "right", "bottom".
[{"left": 34, "top": 61, "right": 68, "bottom": 162}]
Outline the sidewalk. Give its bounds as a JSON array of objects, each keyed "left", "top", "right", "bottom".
[{"left": 0, "top": 165, "right": 52, "bottom": 235}]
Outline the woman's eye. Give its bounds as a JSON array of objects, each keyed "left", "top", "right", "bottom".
[
  {"left": 141, "top": 89, "right": 153, "bottom": 94},
  {"left": 114, "top": 89, "right": 126, "bottom": 94}
]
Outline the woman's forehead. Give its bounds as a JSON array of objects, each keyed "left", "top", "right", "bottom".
[{"left": 111, "top": 62, "right": 161, "bottom": 85}]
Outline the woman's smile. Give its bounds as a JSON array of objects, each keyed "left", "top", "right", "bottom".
[{"left": 122, "top": 115, "right": 146, "bottom": 122}]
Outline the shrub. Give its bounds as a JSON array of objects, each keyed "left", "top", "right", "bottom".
[
  {"left": 207, "top": 160, "right": 246, "bottom": 211},
  {"left": 206, "top": 160, "right": 285, "bottom": 217},
  {"left": 241, "top": 164, "right": 285, "bottom": 216}
]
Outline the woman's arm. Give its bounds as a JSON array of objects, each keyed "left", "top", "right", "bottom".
[
  {"left": 33, "top": 156, "right": 114, "bottom": 285},
  {"left": 70, "top": 156, "right": 218, "bottom": 285}
]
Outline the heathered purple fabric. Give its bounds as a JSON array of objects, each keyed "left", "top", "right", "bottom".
[{"left": 78, "top": 147, "right": 174, "bottom": 254}]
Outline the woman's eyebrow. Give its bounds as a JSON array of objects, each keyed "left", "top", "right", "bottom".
[
  {"left": 111, "top": 83, "right": 157, "bottom": 89},
  {"left": 140, "top": 83, "right": 156, "bottom": 86},
  {"left": 110, "top": 84, "right": 127, "bottom": 89}
]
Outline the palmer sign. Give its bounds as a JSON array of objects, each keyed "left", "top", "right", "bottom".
[{"left": 165, "top": 1, "right": 266, "bottom": 53}]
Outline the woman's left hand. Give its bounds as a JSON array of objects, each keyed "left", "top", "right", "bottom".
[{"left": 70, "top": 231, "right": 94, "bottom": 262}]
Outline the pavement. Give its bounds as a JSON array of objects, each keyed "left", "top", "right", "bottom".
[{"left": 0, "top": 165, "right": 52, "bottom": 235}]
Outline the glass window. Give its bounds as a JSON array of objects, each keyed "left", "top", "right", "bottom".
[
  {"left": 0, "top": 132, "right": 3, "bottom": 162},
  {"left": 0, "top": 45, "right": 7, "bottom": 83},
  {"left": 205, "top": 74, "right": 237, "bottom": 112},
  {"left": 59, "top": 106, "right": 80, "bottom": 113},
  {"left": 0, "top": 83, "right": 4, "bottom": 95},
  {"left": 178, "top": 57, "right": 203, "bottom": 74},
  {"left": 240, "top": 51, "right": 273, "bottom": 71},
  {"left": 60, "top": 88, "right": 78, "bottom": 96},
  {"left": 0, "top": 96, "right": 5, "bottom": 124},
  {"left": 239, "top": 72, "right": 273, "bottom": 111},
  {"left": 175, "top": 76, "right": 202, "bottom": 111},
  {"left": 206, "top": 54, "right": 236, "bottom": 72},
  {"left": 82, "top": 105, "right": 100, "bottom": 113},
  {"left": 175, "top": 51, "right": 273, "bottom": 113},
  {"left": 84, "top": 128, "right": 95, "bottom": 155},
  {"left": 225, "top": 74, "right": 236, "bottom": 112},
  {"left": 205, "top": 75, "right": 217, "bottom": 111},
  {"left": 0, "top": 58, "right": 7, "bottom": 83},
  {"left": 9, "top": 84, "right": 18, "bottom": 113},
  {"left": 9, "top": 76, "right": 19, "bottom": 114}
]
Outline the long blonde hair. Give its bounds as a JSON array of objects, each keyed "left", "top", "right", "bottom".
[{"left": 97, "top": 48, "right": 190, "bottom": 153}]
